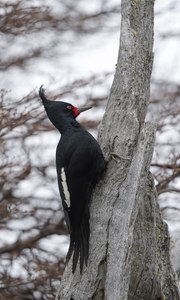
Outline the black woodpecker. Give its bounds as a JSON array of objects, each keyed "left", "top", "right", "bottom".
[{"left": 39, "top": 86, "right": 106, "bottom": 273}]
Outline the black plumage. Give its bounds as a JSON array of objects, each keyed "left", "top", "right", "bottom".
[{"left": 39, "top": 86, "right": 106, "bottom": 273}]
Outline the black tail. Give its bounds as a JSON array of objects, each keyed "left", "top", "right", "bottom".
[{"left": 66, "top": 210, "right": 90, "bottom": 273}]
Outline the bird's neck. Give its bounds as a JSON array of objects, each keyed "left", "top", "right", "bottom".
[{"left": 56, "top": 117, "right": 81, "bottom": 134}]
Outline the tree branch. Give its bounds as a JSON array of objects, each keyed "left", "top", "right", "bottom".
[{"left": 0, "top": 221, "right": 68, "bottom": 255}]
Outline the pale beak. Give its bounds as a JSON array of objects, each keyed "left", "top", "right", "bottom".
[{"left": 78, "top": 106, "right": 92, "bottom": 113}]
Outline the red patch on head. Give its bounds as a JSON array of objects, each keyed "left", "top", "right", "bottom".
[{"left": 72, "top": 106, "right": 80, "bottom": 117}]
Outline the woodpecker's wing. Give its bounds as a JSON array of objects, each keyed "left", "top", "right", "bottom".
[
  {"left": 63, "top": 135, "right": 104, "bottom": 230},
  {"left": 56, "top": 165, "right": 72, "bottom": 231},
  {"left": 57, "top": 133, "right": 105, "bottom": 224}
]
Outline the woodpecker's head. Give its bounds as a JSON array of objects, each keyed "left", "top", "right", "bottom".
[{"left": 39, "top": 85, "right": 92, "bottom": 131}]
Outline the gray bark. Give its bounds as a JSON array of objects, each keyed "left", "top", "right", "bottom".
[{"left": 56, "top": 0, "right": 180, "bottom": 299}]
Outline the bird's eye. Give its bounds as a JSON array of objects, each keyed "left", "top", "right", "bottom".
[{"left": 67, "top": 105, "right": 72, "bottom": 110}]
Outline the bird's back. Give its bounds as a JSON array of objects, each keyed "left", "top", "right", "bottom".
[{"left": 56, "top": 127, "right": 105, "bottom": 272}]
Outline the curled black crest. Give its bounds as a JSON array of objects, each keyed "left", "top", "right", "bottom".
[{"left": 39, "top": 85, "right": 48, "bottom": 102}]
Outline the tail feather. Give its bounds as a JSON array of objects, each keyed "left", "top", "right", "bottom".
[
  {"left": 81, "top": 217, "right": 89, "bottom": 266},
  {"left": 66, "top": 237, "right": 74, "bottom": 263},
  {"left": 72, "top": 237, "right": 80, "bottom": 273},
  {"left": 66, "top": 212, "right": 89, "bottom": 273},
  {"left": 79, "top": 234, "right": 85, "bottom": 273}
]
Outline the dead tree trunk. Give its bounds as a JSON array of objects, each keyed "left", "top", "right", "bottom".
[{"left": 56, "top": 0, "right": 180, "bottom": 299}]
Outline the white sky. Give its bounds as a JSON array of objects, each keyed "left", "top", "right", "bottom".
[{"left": 1, "top": 0, "right": 180, "bottom": 97}]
